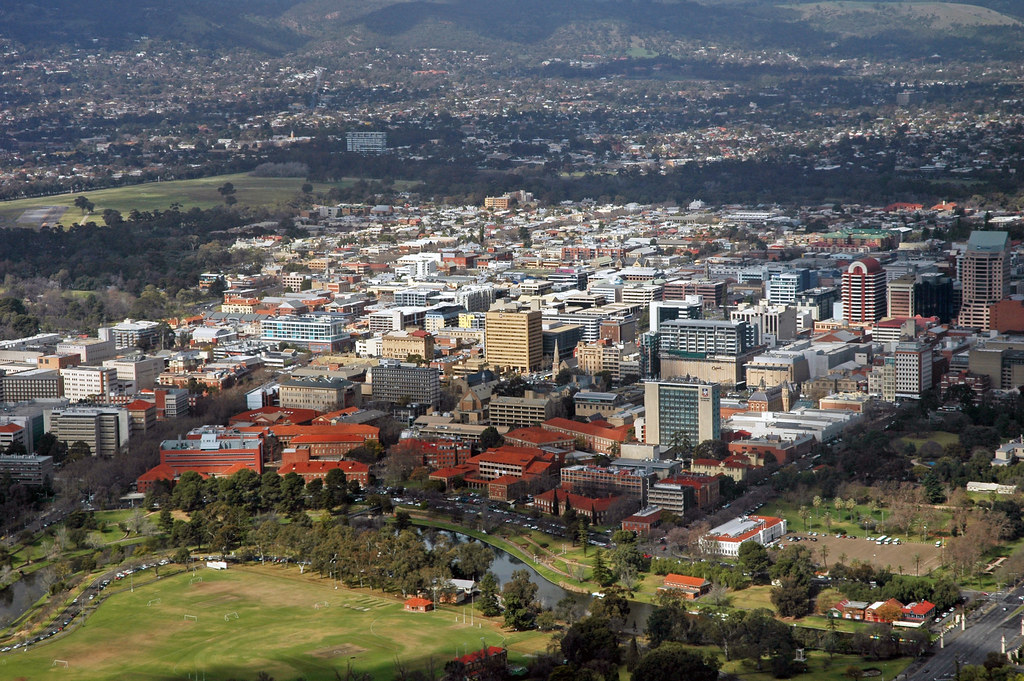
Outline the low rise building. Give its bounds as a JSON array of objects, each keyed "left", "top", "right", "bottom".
[{"left": 701, "top": 515, "right": 787, "bottom": 557}]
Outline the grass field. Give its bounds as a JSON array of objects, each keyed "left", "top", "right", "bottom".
[
  {"left": 0, "top": 564, "right": 548, "bottom": 681},
  {"left": 0, "top": 173, "right": 416, "bottom": 228},
  {"left": 895, "top": 430, "right": 960, "bottom": 453}
]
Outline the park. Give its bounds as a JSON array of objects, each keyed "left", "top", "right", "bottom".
[{"left": 0, "top": 563, "right": 548, "bottom": 681}]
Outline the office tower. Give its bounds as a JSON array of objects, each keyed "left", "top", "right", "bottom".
[
  {"left": 842, "top": 257, "right": 887, "bottom": 323},
  {"left": 643, "top": 379, "right": 721, "bottom": 447},
  {"left": 485, "top": 307, "right": 543, "bottom": 373},
  {"left": 957, "top": 231, "right": 1009, "bottom": 330}
]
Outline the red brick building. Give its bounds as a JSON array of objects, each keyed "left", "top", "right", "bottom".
[
  {"left": 541, "top": 417, "right": 633, "bottom": 455},
  {"left": 268, "top": 424, "right": 380, "bottom": 454},
  {"left": 659, "top": 573, "right": 711, "bottom": 599},
  {"left": 621, "top": 507, "right": 662, "bottom": 534},
  {"left": 137, "top": 427, "right": 264, "bottom": 491},
  {"left": 727, "top": 435, "right": 814, "bottom": 466},
  {"left": 532, "top": 488, "right": 622, "bottom": 524},
  {"left": 277, "top": 453, "right": 370, "bottom": 487},
  {"left": 504, "top": 427, "right": 576, "bottom": 450}
]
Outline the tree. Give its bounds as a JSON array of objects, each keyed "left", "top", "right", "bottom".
[
  {"left": 301, "top": 183, "right": 314, "bottom": 194},
  {"left": 771, "top": 576, "right": 811, "bottom": 618},
  {"left": 561, "top": 616, "right": 620, "bottom": 669},
  {"left": 738, "top": 542, "right": 770, "bottom": 576},
  {"left": 73, "top": 195, "right": 94, "bottom": 214},
  {"left": 632, "top": 643, "right": 720, "bottom": 681},
  {"left": 502, "top": 569, "right": 539, "bottom": 630},
  {"left": 478, "top": 572, "right": 501, "bottom": 617},
  {"left": 66, "top": 440, "right": 92, "bottom": 463},
  {"left": 479, "top": 427, "right": 503, "bottom": 450},
  {"left": 157, "top": 508, "right": 174, "bottom": 534},
  {"left": 591, "top": 548, "right": 615, "bottom": 587}
]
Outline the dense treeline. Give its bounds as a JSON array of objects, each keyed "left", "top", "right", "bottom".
[{"left": 0, "top": 207, "right": 248, "bottom": 297}]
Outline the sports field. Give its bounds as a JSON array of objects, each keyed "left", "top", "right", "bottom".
[{"left": 0, "top": 564, "right": 547, "bottom": 681}]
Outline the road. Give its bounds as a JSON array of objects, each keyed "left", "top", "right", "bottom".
[{"left": 907, "top": 587, "right": 1024, "bottom": 681}]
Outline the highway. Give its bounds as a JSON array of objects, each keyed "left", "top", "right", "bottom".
[{"left": 906, "top": 587, "right": 1024, "bottom": 681}]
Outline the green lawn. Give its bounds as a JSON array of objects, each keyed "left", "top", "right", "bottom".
[
  {"left": 723, "top": 651, "right": 910, "bottom": 681},
  {"left": 0, "top": 173, "right": 417, "bottom": 228},
  {"left": 895, "top": 430, "right": 960, "bottom": 453},
  {"left": 0, "top": 564, "right": 547, "bottom": 681}
]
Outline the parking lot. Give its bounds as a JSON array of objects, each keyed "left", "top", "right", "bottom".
[{"left": 780, "top": 531, "right": 944, "bottom": 575}]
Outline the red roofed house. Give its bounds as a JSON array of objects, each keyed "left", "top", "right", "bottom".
[
  {"left": 901, "top": 601, "right": 935, "bottom": 623},
  {"left": 541, "top": 417, "right": 634, "bottom": 455},
  {"left": 404, "top": 597, "right": 434, "bottom": 612},
  {"left": 453, "top": 646, "right": 507, "bottom": 679},
  {"left": 660, "top": 573, "right": 711, "bottom": 599},
  {"left": 865, "top": 599, "right": 904, "bottom": 623}
]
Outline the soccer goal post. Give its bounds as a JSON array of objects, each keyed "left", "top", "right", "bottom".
[
  {"left": 183, "top": 614, "right": 198, "bottom": 622},
  {"left": 147, "top": 598, "right": 162, "bottom": 606},
  {"left": 224, "top": 612, "right": 239, "bottom": 621},
  {"left": 51, "top": 660, "right": 69, "bottom": 668},
  {"left": 313, "top": 601, "right": 329, "bottom": 609},
  {"left": 190, "top": 576, "right": 203, "bottom": 585}
]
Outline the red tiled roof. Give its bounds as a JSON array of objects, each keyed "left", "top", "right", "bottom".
[
  {"left": 903, "top": 601, "right": 935, "bottom": 616},
  {"left": 272, "top": 424, "right": 379, "bottom": 439},
  {"left": 542, "top": 417, "right": 632, "bottom": 442},
  {"left": 279, "top": 460, "right": 369, "bottom": 476},
  {"left": 0, "top": 423, "right": 24, "bottom": 433},
  {"left": 404, "top": 597, "right": 433, "bottom": 608},
  {"left": 504, "top": 427, "right": 573, "bottom": 446},
  {"left": 664, "top": 573, "right": 708, "bottom": 588},
  {"left": 455, "top": 646, "right": 505, "bottom": 665},
  {"left": 137, "top": 463, "right": 176, "bottom": 482},
  {"left": 125, "top": 399, "right": 156, "bottom": 411}
]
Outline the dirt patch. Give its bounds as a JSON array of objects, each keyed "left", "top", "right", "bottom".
[{"left": 309, "top": 643, "right": 368, "bottom": 659}]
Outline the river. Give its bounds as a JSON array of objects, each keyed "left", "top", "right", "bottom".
[
  {"left": 0, "top": 568, "right": 52, "bottom": 626},
  {"left": 433, "top": 529, "right": 654, "bottom": 635}
]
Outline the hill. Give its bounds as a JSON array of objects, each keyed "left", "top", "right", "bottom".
[{"left": 2, "top": 0, "right": 1023, "bottom": 61}]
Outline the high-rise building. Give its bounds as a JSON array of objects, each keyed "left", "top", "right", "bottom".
[
  {"left": 485, "top": 307, "right": 542, "bottom": 373},
  {"left": 655, "top": 319, "right": 760, "bottom": 385},
  {"left": 842, "top": 257, "right": 887, "bottom": 324},
  {"left": 887, "top": 275, "right": 917, "bottom": 318},
  {"left": 643, "top": 379, "right": 721, "bottom": 447},
  {"left": 657, "top": 319, "right": 758, "bottom": 357},
  {"left": 958, "top": 231, "right": 1009, "bottom": 330},
  {"left": 915, "top": 273, "right": 955, "bottom": 323},
  {"left": 766, "top": 269, "right": 817, "bottom": 305},
  {"left": 730, "top": 303, "right": 798, "bottom": 342},
  {"left": 794, "top": 286, "right": 840, "bottom": 321}
]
